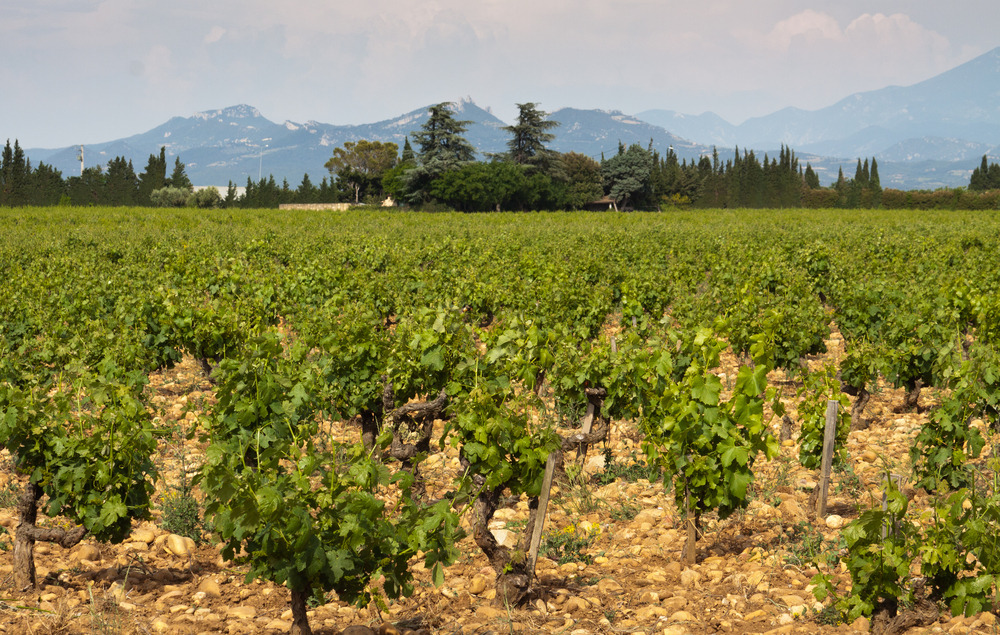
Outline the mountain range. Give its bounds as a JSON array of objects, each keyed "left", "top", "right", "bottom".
[{"left": 25, "top": 47, "right": 1000, "bottom": 191}]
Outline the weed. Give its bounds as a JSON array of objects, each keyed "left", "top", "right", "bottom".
[
  {"left": 833, "top": 459, "right": 863, "bottom": 497},
  {"left": 815, "top": 603, "right": 845, "bottom": 626},
  {"left": 0, "top": 479, "right": 21, "bottom": 508},
  {"left": 781, "top": 521, "right": 843, "bottom": 568},
  {"left": 87, "top": 585, "right": 126, "bottom": 635},
  {"left": 504, "top": 519, "right": 529, "bottom": 531},
  {"left": 750, "top": 453, "right": 794, "bottom": 508},
  {"left": 596, "top": 447, "right": 660, "bottom": 485},
  {"left": 160, "top": 486, "right": 203, "bottom": 543},
  {"left": 159, "top": 447, "right": 204, "bottom": 543},
  {"left": 540, "top": 523, "right": 600, "bottom": 565},
  {"left": 609, "top": 501, "right": 640, "bottom": 522},
  {"left": 558, "top": 463, "right": 602, "bottom": 515}
]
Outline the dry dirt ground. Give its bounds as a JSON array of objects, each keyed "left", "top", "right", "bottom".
[{"left": 1, "top": 327, "right": 998, "bottom": 635}]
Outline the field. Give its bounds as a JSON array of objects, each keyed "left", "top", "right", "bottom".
[{"left": 1, "top": 207, "right": 1000, "bottom": 635}]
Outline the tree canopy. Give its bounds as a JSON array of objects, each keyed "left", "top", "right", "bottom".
[
  {"left": 403, "top": 103, "right": 476, "bottom": 205},
  {"left": 325, "top": 140, "right": 399, "bottom": 203},
  {"left": 503, "top": 103, "right": 559, "bottom": 171}
]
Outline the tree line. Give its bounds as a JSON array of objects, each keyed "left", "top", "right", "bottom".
[{"left": 4, "top": 115, "right": 1000, "bottom": 210}]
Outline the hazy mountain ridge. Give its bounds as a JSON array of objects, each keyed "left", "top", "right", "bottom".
[
  {"left": 638, "top": 47, "right": 1000, "bottom": 169},
  {"left": 22, "top": 48, "right": 1000, "bottom": 190}
]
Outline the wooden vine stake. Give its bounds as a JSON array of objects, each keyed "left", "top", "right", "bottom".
[
  {"left": 816, "top": 400, "right": 839, "bottom": 518},
  {"left": 579, "top": 401, "right": 595, "bottom": 456},
  {"left": 526, "top": 453, "right": 558, "bottom": 576},
  {"left": 684, "top": 482, "right": 696, "bottom": 566}
]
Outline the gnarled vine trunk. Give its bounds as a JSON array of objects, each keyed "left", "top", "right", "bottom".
[
  {"left": 385, "top": 388, "right": 448, "bottom": 501},
  {"left": 901, "top": 379, "right": 923, "bottom": 412},
  {"left": 14, "top": 482, "right": 87, "bottom": 591},
  {"left": 289, "top": 588, "right": 312, "bottom": 635},
  {"left": 470, "top": 482, "right": 533, "bottom": 607},
  {"left": 850, "top": 387, "right": 872, "bottom": 431}
]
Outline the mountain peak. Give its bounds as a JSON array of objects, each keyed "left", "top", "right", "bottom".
[{"left": 192, "top": 104, "right": 263, "bottom": 121}]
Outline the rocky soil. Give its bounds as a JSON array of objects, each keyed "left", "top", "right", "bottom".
[{"left": 1, "top": 328, "right": 998, "bottom": 635}]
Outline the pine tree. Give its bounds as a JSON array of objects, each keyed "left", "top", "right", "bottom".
[
  {"left": 503, "top": 103, "right": 559, "bottom": 174},
  {"left": 411, "top": 103, "right": 475, "bottom": 166},
  {"left": 403, "top": 102, "right": 476, "bottom": 204},
  {"left": 168, "top": 157, "right": 192, "bottom": 190},
  {"left": 296, "top": 173, "right": 318, "bottom": 203}
]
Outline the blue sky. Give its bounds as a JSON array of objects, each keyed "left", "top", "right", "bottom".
[{"left": 2, "top": 1, "right": 997, "bottom": 148}]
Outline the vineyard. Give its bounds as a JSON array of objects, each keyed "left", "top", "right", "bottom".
[{"left": 1, "top": 206, "right": 1000, "bottom": 635}]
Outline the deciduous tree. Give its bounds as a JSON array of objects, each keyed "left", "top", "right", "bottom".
[
  {"left": 562, "top": 152, "right": 603, "bottom": 209},
  {"left": 601, "top": 143, "right": 652, "bottom": 210},
  {"left": 325, "top": 140, "right": 399, "bottom": 203}
]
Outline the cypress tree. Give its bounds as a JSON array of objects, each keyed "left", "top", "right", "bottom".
[
  {"left": 138, "top": 147, "right": 168, "bottom": 204},
  {"left": 223, "top": 181, "right": 238, "bottom": 208},
  {"left": 105, "top": 156, "right": 139, "bottom": 206},
  {"left": 804, "top": 163, "right": 821, "bottom": 189},
  {"left": 854, "top": 159, "right": 866, "bottom": 188},
  {"left": 401, "top": 137, "right": 415, "bottom": 164},
  {"left": 970, "top": 155, "right": 989, "bottom": 190},
  {"left": 29, "top": 162, "right": 65, "bottom": 205}
]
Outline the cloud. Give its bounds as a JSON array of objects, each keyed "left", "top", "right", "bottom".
[
  {"left": 3, "top": 1, "right": 998, "bottom": 147},
  {"left": 205, "top": 26, "right": 226, "bottom": 44},
  {"left": 767, "top": 10, "right": 843, "bottom": 51}
]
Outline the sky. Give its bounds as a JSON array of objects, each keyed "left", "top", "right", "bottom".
[{"left": 2, "top": 1, "right": 998, "bottom": 149}]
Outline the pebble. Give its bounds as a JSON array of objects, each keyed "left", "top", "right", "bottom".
[
  {"left": 679, "top": 569, "right": 701, "bottom": 588},
  {"left": 228, "top": 605, "right": 256, "bottom": 619},
  {"left": 670, "top": 610, "right": 696, "bottom": 622},
  {"left": 825, "top": 515, "right": 845, "bottom": 529},
  {"left": 164, "top": 534, "right": 192, "bottom": 558},
  {"left": 132, "top": 528, "right": 156, "bottom": 544},
  {"left": 265, "top": 619, "right": 292, "bottom": 631},
  {"left": 779, "top": 498, "right": 807, "bottom": 522},
  {"left": 597, "top": 578, "right": 623, "bottom": 595},
  {"left": 198, "top": 578, "right": 222, "bottom": 598},
  {"left": 72, "top": 544, "right": 101, "bottom": 563},
  {"left": 468, "top": 575, "right": 488, "bottom": 595}
]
